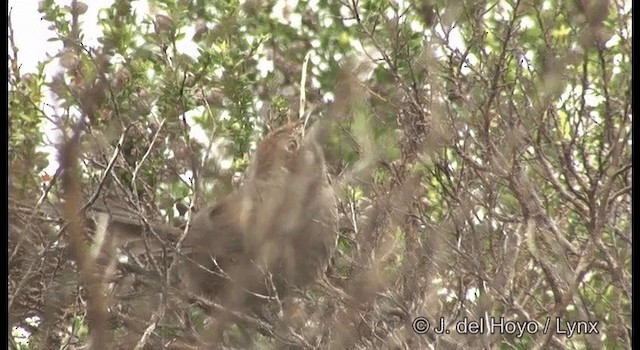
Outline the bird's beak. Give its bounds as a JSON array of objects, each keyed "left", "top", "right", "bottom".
[{"left": 301, "top": 107, "right": 320, "bottom": 139}]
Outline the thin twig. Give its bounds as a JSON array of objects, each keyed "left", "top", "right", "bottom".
[{"left": 299, "top": 50, "right": 313, "bottom": 122}]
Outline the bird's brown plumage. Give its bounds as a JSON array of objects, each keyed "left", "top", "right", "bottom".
[
  {"left": 103, "top": 119, "right": 338, "bottom": 310},
  {"left": 181, "top": 120, "right": 338, "bottom": 306}
]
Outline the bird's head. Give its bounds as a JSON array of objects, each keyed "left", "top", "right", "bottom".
[{"left": 247, "top": 115, "right": 326, "bottom": 183}]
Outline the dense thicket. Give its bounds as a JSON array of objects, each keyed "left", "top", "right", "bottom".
[{"left": 9, "top": 0, "right": 631, "bottom": 348}]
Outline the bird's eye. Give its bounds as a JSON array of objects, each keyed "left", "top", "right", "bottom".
[{"left": 286, "top": 139, "right": 298, "bottom": 152}]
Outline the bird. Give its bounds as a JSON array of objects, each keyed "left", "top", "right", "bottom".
[
  {"left": 98, "top": 116, "right": 338, "bottom": 311},
  {"left": 179, "top": 117, "right": 338, "bottom": 308}
]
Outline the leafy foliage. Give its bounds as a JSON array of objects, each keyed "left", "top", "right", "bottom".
[{"left": 9, "top": 0, "right": 631, "bottom": 348}]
